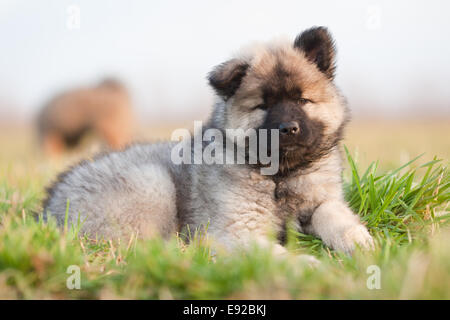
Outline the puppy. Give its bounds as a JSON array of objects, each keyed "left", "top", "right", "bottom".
[
  {"left": 37, "top": 78, "right": 133, "bottom": 156},
  {"left": 43, "top": 27, "right": 373, "bottom": 256}
]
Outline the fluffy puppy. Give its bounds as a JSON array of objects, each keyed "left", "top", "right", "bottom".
[{"left": 43, "top": 27, "right": 373, "bottom": 256}]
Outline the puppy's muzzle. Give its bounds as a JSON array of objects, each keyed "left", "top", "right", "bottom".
[{"left": 279, "top": 121, "right": 300, "bottom": 136}]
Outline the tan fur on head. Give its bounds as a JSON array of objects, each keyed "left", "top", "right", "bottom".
[{"left": 211, "top": 37, "right": 348, "bottom": 137}]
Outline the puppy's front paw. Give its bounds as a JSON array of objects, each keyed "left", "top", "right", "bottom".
[{"left": 332, "top": 224, "right": 374, "bottom": 255}]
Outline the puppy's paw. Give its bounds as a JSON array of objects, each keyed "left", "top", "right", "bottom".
[{"left": 332, "top": 224, "right": 374, "bottom": 255}]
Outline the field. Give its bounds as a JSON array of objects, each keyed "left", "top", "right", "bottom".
[{"left": 0, "top": 120, "right": 449, "bottom": 299}]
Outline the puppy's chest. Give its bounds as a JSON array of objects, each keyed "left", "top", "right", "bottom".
[{"left": 274, "top": 174, "right": 324, "bottom": 225}]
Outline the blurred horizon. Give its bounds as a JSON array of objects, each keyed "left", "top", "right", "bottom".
[{"left": 0, "top": 0, "right": 449, "bottom": 125}]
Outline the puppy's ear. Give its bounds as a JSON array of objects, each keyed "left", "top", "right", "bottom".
[
  {"left": 208, "top": 59, "right": 249, "bottom": 100},
  {"left": 294, "top": 26, "right": 336, "bottom": 79}
]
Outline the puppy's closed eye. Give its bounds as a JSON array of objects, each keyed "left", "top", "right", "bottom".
[
  {"left": 298, "top": 98, "right": 313, "bottom": 105},
  {"left": 253, "top": 104, "right": 269, "bottom": 110}
]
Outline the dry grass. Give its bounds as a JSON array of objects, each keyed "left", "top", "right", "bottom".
[{"left": 345, "top": 119, "right": 450, "bottom": 171}]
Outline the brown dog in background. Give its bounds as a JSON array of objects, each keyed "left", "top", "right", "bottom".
[{"left": 37, "top": 78, "right": 134, "bottom": 156}]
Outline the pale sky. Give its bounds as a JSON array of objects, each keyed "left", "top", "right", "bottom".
[{"left": 0, "top": 0, "right": 449, "bottom": 123}]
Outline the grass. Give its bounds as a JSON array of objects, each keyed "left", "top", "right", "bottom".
[{"left": 0, "top": 124, "right": 449, "bottom": 299}]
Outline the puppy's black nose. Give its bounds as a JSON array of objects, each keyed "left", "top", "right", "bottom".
[{"left": 279, "top": 121, "right": 300, "bottom": 136}]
